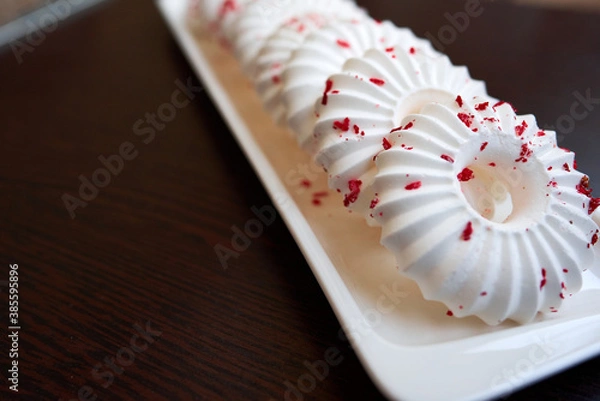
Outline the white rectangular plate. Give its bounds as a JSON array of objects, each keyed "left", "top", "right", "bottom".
[{"left": 157, "top": 1, "right": 600, "bottom": 400}]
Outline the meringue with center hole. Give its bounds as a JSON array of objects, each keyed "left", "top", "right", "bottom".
[
  {"left": 312, "top": 48, "right": 490, "bottom": 225},
  {"left": 281, "top": 19, "right": 442, "bottom": 155},
  {"left": 372, "top": 96, "right": 600, "bottom": 325}
]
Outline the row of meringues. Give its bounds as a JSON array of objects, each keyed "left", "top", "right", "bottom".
[{"left": 189, "top": 0, "right": 600, "bottom": 325}]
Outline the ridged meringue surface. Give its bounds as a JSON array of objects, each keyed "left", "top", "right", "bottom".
[
  {"left": 281, "top": 19, "right": 441, "bottom": 154},
  {"left": 313, "top": 48, "right": 489, "bottom": 224},
  {"left": 253, "top": 14, "right": 335, "bottom": 125},
  {"left": 231, "top": 0, "right": 364, "bottom": 76},
  {"left": 373, "top": 96, "right": 600, "bottom": 324}
]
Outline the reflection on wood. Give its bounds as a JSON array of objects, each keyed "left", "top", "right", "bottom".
[
  {"left": 514, "top": 0, "right": 600, "bottom": 12},
  {"left": 0, "top": 0, "right": 46, "bottom": 25}
]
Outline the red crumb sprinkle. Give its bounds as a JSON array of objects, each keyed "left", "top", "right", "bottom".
[
  {"left": 446, "top": 310, "right": 454, "bottom": 317},
  {"left": 343, "top": 179, "right": 362, "bottom": 207},
  {"left": 382, "top": 138, "right": 392, "bottom": 150},
  {"left": 461, "top": 221, "right": 473, "bottom": 241},
  {"left": 457, "top": 167, "right": 475, "bottom": 182},
  {"left": 370, "top": 198, "right": 379, "bottom": 209},
  {"left": 475, "top": 102, "right": 489, "bottom": 111},
  {"left": 441, "top": 154, "right": 454, "bottom": 163},
  {"left": 563, "top": 269, "right": 569, "bottom": 273},
  {"left": 455, "top": 95, "right": 463, "bottom": 107},
  {"left": 333, "top": 117, "right": 350, "bottom": 132},
  {"left": 488, "top": 162, "right": 496, "bottom": 167},
  {"left": 589, "top": 197, "right": 600, "bottom": 215},
  {"left": 321, "top": 79, "right": 333, "bottom": 105},
  {"left": 592, "top": 230, "right": 599, "bottom": 245},
  {"left": 480, "top": 142, "right": 489, "bottom": 151},
  {"left": 547, "top": 166, "right": 553, "bottom": 171},
  {"left": 218, "top": 0, "right": 237, "bottom": 17},
  {"left": 385, "top": 46, "right": 394, "bottom": 52},
  {"left": 483, "top": 117, "right": 498, "bottom": 123},
  {"left": 271, "top": 75, "right": 280, "bottom": 84},
  {"left": 457, "top": 112, "right": 475, "bottom": 128},
  {"left": 515, "top": 143, "right": 532, "bottom": 163},
  {"left": 540, "top": 268, "right": 547, "bottom": 290},
  {"left": 515, "top": 120, "right": 528, "bottom": 137},
  {"left": 563, "top": 163, "right": 571, "bottom": 172},
  {"left": 300, "top": 179, "right": 311, "bottom": 188},
  {"left": 493, "top": 100, "right": 517, "bottom": 112},
  {"left": 576, "top": 176, "right": 592, "bottom": 197},
  {"left": 312, "top": 191, "right": 329, "bottom": 206},
  {"left": 401, "top": 144, "right": 413, "bottom": 150},
  {"left": 369, "top": 78, "right": 385, "bottom": 86},
  {"left": 390, "top": 121, "right": 415, "bottom": 133},
  {"left": 405, "top": 181, "right": 422, "bottom": 190},
  {"left": 353, "top": 124, "right": 360, "bottom": 134},
  {"left": 409, "top": 47, "right": 416, "bottom": 54},
  {"left": 336, "top": 39, "right": 351, "bottom": 48},
  {"left": 536, "top": 130, "right": 546, "bottom": 137},
  {"left": 480, "top": 291, "right": 487, "bottom": 296}
]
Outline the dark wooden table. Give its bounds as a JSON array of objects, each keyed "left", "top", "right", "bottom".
[{"left": 1, "top": 0, "right": 600, "bottom": 400}]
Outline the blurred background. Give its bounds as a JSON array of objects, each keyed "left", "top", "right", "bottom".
[
  {"left": 0, "top": 0, "right": 44, "bottom": 25},
  {"left": 1, "top": 0, "right": 599, "bottom": 48},
  {"left": 0, "top": 0, "right": 105, "bottom": 47},
  {"left": 1, "top": 0, "right": 600, "bottom": 28},
  {"left": 516, "top": 0, "right": 600, "bottom": 11}
]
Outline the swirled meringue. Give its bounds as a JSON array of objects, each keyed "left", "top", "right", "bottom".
[
  {"left": 188, "top": 0, "right": 252, "bottom": 44},
  {"left": 253, "top": 14, "right": 335, "bottom": 125},
  {"left": 230, "top": 0, "right": 364, "bottom": 76},
  {"left": 281, "top": 19, "right": 441, "bottom": 154},
  {"left": 312, "top": 48, "right": 489, "bottom": 224},
  {"left": 372, "top": 96, "right": 600, "bottom": 324}
]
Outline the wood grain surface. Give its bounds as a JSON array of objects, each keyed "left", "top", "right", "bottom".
[{"left": 1, "top": 0, "right": 599, "bottom": 400}]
